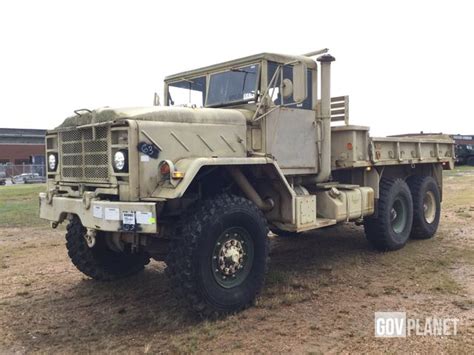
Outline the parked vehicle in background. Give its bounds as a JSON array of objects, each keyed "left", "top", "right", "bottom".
[
  {"left": 12, "top": 173, "right": 46, "bottom": 184},
  {"left": 455, "top": 143, "right": 474, "bottom": 166},
  {"left": 39, "top": 49, "right": 454, "bottom": 317}
]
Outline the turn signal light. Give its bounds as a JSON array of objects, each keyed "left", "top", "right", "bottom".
[{"left": 172, "top": 171, "right": 185, "bottom": 179}]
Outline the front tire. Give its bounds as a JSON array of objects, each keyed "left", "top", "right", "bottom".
[
  {"left": 166, "top": 194, "right": 269, "bottom": 317},
  {"left": 407, "top": 176, "right": 441, "bottom": 239},
  {"left": 66, "top": 216, "right": 150, "bottom": 281},
  {"left": 364, "top": 178, "right": 413, "bottom": 251}
]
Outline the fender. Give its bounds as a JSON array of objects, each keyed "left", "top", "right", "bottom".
[{"left": 149, "top": 157, "right": 295, "bottom": 201}]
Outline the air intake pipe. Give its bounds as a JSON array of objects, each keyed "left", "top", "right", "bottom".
[
  {"left": 226, "top": 166, "right": 274, "bottom": 211},
  {"left": 314, "top": 54, "right": 336, "bottom": 183}
]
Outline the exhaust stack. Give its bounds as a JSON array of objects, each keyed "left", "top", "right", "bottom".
[{"left": 314, "top": 54, "right": 336, "bottom": 183}]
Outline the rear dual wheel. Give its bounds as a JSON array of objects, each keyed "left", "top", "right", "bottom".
[
  {"left": 365, "top": 178, "right": 414, "bottom": 251},
  {"left": 407, "top": 176, "right": 441, "bottom": 239},
  {"left": 365, "top": 176, "right": 441, "bottom": 251}
]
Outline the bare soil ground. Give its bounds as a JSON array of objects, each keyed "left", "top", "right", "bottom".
[{"left": 0, "top": 169, "right": 473, "bottom": 353}]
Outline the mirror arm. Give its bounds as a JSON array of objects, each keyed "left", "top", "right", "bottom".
[
  {"left": 280, "top": 66, "right": 284, "bottom": 105},
  {"left": 252, "top": 65, "right": 282, "bottom": 121}
]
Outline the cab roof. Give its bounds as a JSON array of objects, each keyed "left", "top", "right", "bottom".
[{"left": 165, "top": 52, "right": 317, "bottom": 82}]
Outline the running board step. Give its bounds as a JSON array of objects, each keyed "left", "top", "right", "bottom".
[{"left": 273, "top": 218, "right": 337, "bottom": 233}]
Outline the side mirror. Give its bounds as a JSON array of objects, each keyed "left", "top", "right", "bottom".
[
  {"left": 281, "top": 78, "right": 293, "bottom": 99},
  {"left": 292, "top": 62, "right": 307, "bottom": 103}
]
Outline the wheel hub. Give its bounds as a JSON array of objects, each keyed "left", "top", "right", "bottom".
[
  {"left": 84, "top": 228, "right": 96, "bottom": 248},
  {"left": 390, "top": 198, "right": 407, "bottom": 234},
  {"left": 423, "top": 191, "right": 436, "bottom": 224},
  {"left": 212, "top": 228, "right": 254, "bottom": 288},
  {"left": 218, "top": 239, "right": 244, "bottom": 276},
  {"left": 391, "top": 208, "right": 398, "bottom": 222}
]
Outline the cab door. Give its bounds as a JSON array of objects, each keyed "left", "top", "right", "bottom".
[
  {"left": 264, "top": 62, "right": 318, "bottom": 175},
  {"left": 265, "top": 107, "right": 318, "bottom": 174}
]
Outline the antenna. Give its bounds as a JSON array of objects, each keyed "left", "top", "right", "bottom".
[
  {"left": 302, "top": 48, "right": 329, "bottom": 57},
  {"left": 153, "top": 93, "right": 160, "bottom": 106}
]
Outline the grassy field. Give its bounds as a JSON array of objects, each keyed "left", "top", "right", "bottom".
[
  {"left": 443, "top": 164, "right": 474, "bottom": 176},
  {"left": 0, "top": 184, "right": 47, "bottom": 228},
  {"left": 0, "top": 170, "right": 473, "bottom": 353}
]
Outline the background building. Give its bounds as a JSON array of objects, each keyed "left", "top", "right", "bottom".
[
  {"left": 0, "top": 128, "right": 46, "bottom": 177},
  {"left": 452, "top": 134, "right": 474, "bottom": 145}
]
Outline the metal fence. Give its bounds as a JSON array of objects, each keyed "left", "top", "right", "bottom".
[{"left": 0, "top": 164, "right": 46, "bottom": 178}]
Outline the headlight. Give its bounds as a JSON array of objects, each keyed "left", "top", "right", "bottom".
[
  {"left": 48, "top": 153, "right": 58, "bottom": 171},
  {"left": 113, "top": 150, "right": 128, "bottom": 172}
]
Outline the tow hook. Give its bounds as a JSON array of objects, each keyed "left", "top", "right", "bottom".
[
  {"left": 84, "top": 228, "right": 97, "bottom": 248},
  {"left": 46, "top": 188, "right": 57, "bottom": 205},
  {"left": 354, "top": 218, "right": 364, "bottom": 226},
  {"left": 82, "top": 191, "right": 96, "bottom": 210}
]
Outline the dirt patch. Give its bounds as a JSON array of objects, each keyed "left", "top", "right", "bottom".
[{"left": 0, "top": 172, "right": 473, "bottom": 353}]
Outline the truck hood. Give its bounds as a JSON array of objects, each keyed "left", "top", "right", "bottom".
[{"left": 56, "top": 106, "right": 253, "bottom": 129}]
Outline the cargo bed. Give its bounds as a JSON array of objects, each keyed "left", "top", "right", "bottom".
[{"left": 331, "top": 126, "right": 454, "bottom": 170}]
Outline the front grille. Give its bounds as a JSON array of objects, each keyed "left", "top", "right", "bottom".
[{"left": 60, "top": 126, "right": 110, "bottom": 182}]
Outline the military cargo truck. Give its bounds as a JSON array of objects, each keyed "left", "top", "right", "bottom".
[
  {"left": 453, "top": 135, "right": 474, "bottom": 165},
  {"left": 39, "top": 49, "right": 454, "bottom": 316}
]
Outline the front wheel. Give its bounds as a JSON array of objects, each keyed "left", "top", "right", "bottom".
[
  {"left": 364, "top": 178, "right": 413, "bottom": 251},
  {"left": 166, "top": 194, "right": 269, "bottom": 317},
  {"left": 66, "top": 216, "right": 150, "bottom": 281}
]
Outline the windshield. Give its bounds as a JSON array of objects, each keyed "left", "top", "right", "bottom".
[
  {"left": 206, "top": 64, "right": 259, "bottom": 107},
  {"left": 168, "top": 76, "right": 206, "bottom": 107}
]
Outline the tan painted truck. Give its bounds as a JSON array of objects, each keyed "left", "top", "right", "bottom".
[{"left": 39, "top": 49, "right": 454, "bottom": 316}]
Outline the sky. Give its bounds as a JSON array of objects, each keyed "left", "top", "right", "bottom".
[{"left": 0, "top": 0, "right": 473, "bottom": 136}]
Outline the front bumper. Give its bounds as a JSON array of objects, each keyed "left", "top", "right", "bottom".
[{"left": 39, "top": 193, "right": 157, "bottom": 233}]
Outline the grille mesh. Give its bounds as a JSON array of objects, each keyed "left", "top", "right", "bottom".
[{"left": 60, "top": 127, "right": 110, "bottom": 182}]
